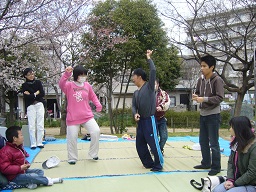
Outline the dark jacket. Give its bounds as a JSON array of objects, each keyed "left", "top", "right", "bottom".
[
  {"left": 227, "top": 137, "right": 256, "bottom": 186},
  {"left": 195, "top": 73, "right": 224, "bottom": 110},
  {"left": 155, "top": 88, "right": 169, "bottom": 120},
  {"left": 21, "top": 79, "right": 45, "bottom": 109},
  {"left": 132, "top": 59, "right": 156, "bottom": 118},
  {"left": 0, "top": 142, "right": 29, "bottom": 181}
]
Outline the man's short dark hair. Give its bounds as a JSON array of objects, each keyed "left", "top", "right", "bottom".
[
  {"left": 73, "top": 65, "right": 88, "bottom": 81},
  {"left": 6, "top": 126, "right": 21, "bottom": 143},
  {"left": 201, "top": 55, "right": 216, "bottom": 71},
  {"left": 133, "top": 68, "right": 147, "bottom": 81}
]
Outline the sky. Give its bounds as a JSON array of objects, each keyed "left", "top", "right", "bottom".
[{"left": 153, "top": 0, "right": 191, "bottom": 43}]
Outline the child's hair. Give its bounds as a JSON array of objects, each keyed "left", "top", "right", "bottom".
[
  {"left": 73, "top": 65, "right": 88, "bottom": 81},
  {"left": 201, "top": 55, "right": 216, "bottom": 71},
  {"left": 229, "top": 116, "right": 255, "bottom": 152},
  {"left": 6, "top": 126, "right": 22, "bottom": 143},
  {"left": 133, "top": 68, "right": 147, "bottom": 81}
]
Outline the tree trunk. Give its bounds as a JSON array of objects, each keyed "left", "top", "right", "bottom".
[
  {"left": 0, "top": 81, "right": 5, "bottom": 116},
  {"left": 233, "top": 92, "right": 245, "bottom": 117},
  {"left": 7, "top": 91, "right": 17, "bottom": 125},
  {"left": 60, "top": 96, "right": 67, "bottom": 135},
  {"left": 107, "top": 82, "right": 114, "bottom": 134},
  {"left": 52, "top": 84, "right": 61, "bottom": 114},
  {"left": 120, "top": 70, "right": 132, "bottom": 134}
]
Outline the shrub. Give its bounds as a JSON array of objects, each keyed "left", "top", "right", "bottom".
[{"left": 165, "top": 110, "right": 231, "bottom": 129}]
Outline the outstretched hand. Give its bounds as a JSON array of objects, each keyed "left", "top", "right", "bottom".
[
  {"left": 146, "top": 50, "right": 153, "bottom": 59},
  {"left": 66, "top": 66, "right": 73, "bottom": 73}
]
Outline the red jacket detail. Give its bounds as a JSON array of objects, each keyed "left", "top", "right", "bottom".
[{"left": 0, "top": 142, "right": 29, "bottom": 181}]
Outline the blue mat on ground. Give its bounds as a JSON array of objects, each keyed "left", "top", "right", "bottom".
[
  {"left": 25, "top": 136, "right": 231, "bottom": 160},
  {"left": 42, "top": 136, "right": 231, "bottom": 156},
  {"left": 2, "top": 136, "right": 230, "bottom": 191}
]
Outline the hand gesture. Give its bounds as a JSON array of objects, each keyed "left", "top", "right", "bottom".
[
  {"left": 134, "top": 113, "right": 140, "bottom": 122},
  {"left": 146, "top": 50, "right": 153, "bottom": 59},
  {"left": 66, "top": 66, "right": 73, "bottom": 73},
  {"left": 224, "top": 181, "right": 234, "bottom": 190},
  {"left": 35, "top": 90, "right": 40, "bottom": 95},
  {"left": 156, "top": 106, "right": 162, "bottom": 111},
  {"left": 24, "top": 91, "right": 30, "bottom": 95},
  {"left": 21, "top": 163, "right": 30, "bottom": 171}
]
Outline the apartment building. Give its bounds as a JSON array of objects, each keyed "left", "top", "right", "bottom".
[{"left": 181, "top": 5, "right": 256, "bottom": 105}]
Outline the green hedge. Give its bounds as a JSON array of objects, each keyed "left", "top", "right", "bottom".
[
  {"left": 8, "top": 109, "right": 231, "bottom": 129},
  {"left": 165, "top": 110, "right": 231, "bottom": 128},
  {"left": 97, "top": 108, "right": 136, "bottom": 128},
  {"left": 97, "top": 109, "right": 231, "bottom": 129}
]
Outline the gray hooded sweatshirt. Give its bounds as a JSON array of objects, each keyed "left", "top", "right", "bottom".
[{"left": 195, "top": 72, "right": 224, "bottom": 116}]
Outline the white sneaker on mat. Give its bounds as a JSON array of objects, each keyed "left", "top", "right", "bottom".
[{"left": 52, "top": 178, "right": 63, "bottom": 183}]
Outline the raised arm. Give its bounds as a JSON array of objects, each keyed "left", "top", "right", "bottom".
[
  {"left": 146, "top": 50, "right": 156, "bottom": 91},
  {"left": 59, "top": 66, "right": 73, "bottom": 94}
]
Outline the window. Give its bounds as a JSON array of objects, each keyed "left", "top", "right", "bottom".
[{"left": 169, "top": 96, "right": 176, "bottom": 107}]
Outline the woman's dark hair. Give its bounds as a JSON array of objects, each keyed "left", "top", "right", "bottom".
[
  {"left": 73, "top": 65, "right": 88, "bottom": 81},
  {"left": 6, "top": 126, "right": 22, "bottom": 143},
  {"left": 229, "top": 116, "right": 255, "bottom": 152}
]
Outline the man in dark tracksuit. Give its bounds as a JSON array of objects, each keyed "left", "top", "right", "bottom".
[{"left": 132, "top": 50, "right": 164, "bottom": 172}]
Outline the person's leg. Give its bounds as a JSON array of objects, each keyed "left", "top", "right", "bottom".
[
  {"left": 227, "top": 186, "right": 256, "bottom": 192},
  {"left": 157, "top": 117, "right": 168, "bottom": 152},
  {"left": 12, "top": 169, "right": 48, "bottom": 186},
  {"left": 35, "top": 102, "right": 45, "bottom": 147},
  {"left": 208, "top": 114, "right": 221, "bottom": 173},
  {"left": 136, "top": 119, "right": 154, "bottom": 168},
  {"left": 66, "top": 124, "right": 80, "bottom": 163},
  {"left": 27, "top": 105, "right": 37, "bottom": 148},
  {"left": 212, "top": 183, "right": 227, "bottom": 192},
  {"left": 145, "top": 116, "right": 163, "bottom": 171},
  {"left": 83, "top": 118, "right": 100, "bottom": 159},
  {"left": 199, "top": 115, "right": 211, "bottom": 167}
]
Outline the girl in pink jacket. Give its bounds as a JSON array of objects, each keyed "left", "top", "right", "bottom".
[{"left": 59, "top": 65, "right": 102, "bottom": 164}]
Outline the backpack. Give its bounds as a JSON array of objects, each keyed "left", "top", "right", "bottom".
[
  {"left": 190, "top": 176, "right": 226, "bottom": 192},
  {"left": 0, "top": 134, "right": 6, "bottom": 149}
]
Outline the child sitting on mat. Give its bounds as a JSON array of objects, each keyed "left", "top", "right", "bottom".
[{"left": 0, "top": 126, "right": 63, "bottom": 189}]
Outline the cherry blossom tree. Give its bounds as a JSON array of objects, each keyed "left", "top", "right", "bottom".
[{"left": 0, "top": 0, "right": 92, "bottom": 125}]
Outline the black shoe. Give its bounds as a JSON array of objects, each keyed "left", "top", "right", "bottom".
[
  {"left": 193, "top": 164, "right": 211, "bottom": 169},
  {"left": 93, "top": 157, "right": 99, "bottom": 160},
  {"left": 208, "top": 170, "right": 220, "bottom": 176},
  {"left": 150, "top": 168, "right": 163, "bottom": 172},
  {"left": 31, "top": 147, "right": 36, "bottom": 150},
  {"left": 37, "top": 145, "right": 44, "bottom": 148},
  {"left": 68, "top": 161, "right": 76, "bottom": 165}
]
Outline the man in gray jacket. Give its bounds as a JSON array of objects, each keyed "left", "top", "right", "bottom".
[
  {"left": 192, "top": 54, "right": 224, "bottom": 176},
  {"left": 132, "top": 50, "right": 163, "bottom": 172}
]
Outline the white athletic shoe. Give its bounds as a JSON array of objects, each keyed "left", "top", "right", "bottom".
[{"left": 52, "top": 178, "right": 63, "bottom": 184}]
